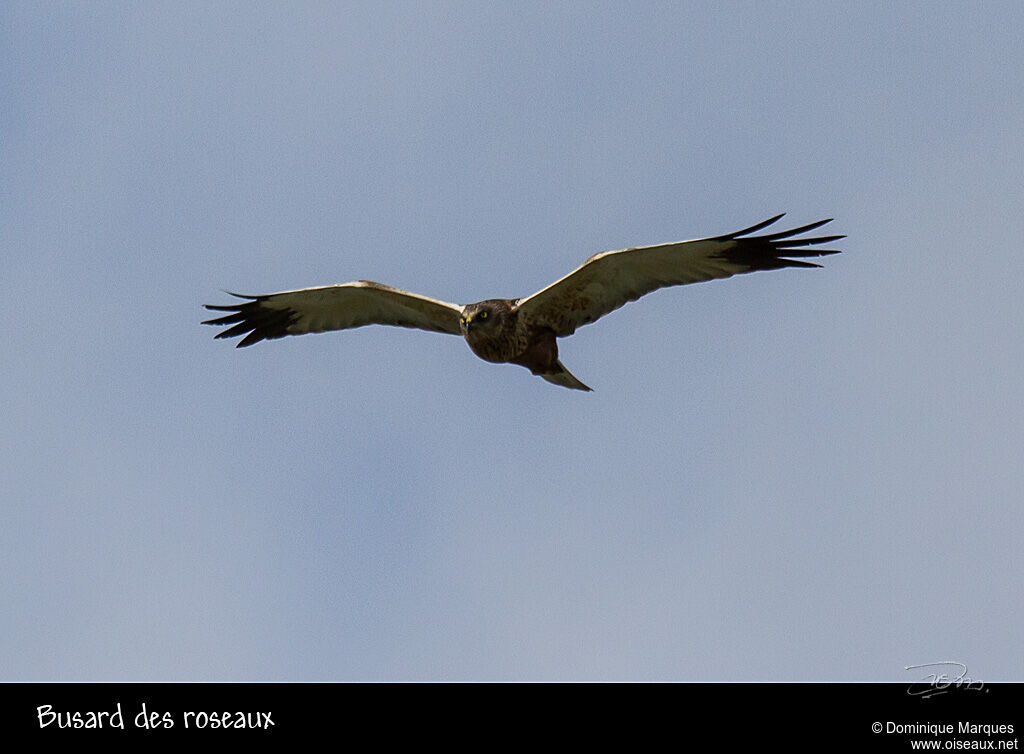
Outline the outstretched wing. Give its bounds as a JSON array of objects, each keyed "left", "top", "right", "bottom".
[
  {"left": 203, "top": 280, "right": 463, "bottom": 347},
  {"left": 514, "top": 215, "right": 843, "bottom": 337}
]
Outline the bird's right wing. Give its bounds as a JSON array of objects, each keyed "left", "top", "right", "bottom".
[{"left": 203, "top": 280, "right": 463, "bottom": 347}]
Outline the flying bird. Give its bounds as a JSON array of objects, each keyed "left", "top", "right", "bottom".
[{"left": 203, "top": 214, "right": 842, "bottom": 391}]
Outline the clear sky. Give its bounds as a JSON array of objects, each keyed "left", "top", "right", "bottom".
[{"left": 3, "top": 1, "right": 1022, "bottom": 681}]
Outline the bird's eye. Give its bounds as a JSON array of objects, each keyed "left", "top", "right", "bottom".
[{"left": 479, "top": 311, "right": 489, "bottom": 320}]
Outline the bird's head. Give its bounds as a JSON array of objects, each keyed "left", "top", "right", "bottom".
[{"left": 459, "top": 300, "right": 508, "bottom": 336}]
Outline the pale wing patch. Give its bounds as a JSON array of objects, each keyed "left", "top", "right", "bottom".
[
  {"left": 515, "top": 216, "right": 842, "bottom": 336},
  {"left": 203, "top": 281, "right": 463, "bottom": 347}
]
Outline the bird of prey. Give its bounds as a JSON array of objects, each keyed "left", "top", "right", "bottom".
[{"left": 203, "top": 214, "right": 842, "bottom": 391}]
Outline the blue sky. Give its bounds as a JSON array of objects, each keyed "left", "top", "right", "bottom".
[{"left": 3, "top": 1, "right": 1022, "bottom": 680}]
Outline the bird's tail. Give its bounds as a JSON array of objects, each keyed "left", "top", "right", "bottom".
[{"left": 540, "top": 360, "right": 592, "bottom": 392}]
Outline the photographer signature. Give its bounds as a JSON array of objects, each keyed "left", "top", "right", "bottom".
[{"left": 905, "top": 661, "right": 984, "bottom": 698}]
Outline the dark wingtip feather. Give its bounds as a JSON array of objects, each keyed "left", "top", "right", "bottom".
[
  {"left": 773, "top": 234, "right": 846, "bottom": 250},
  {"left": 713, "top": 216, "right": 844, "bottom": 272},
  {"left": 758, "top": 218, "right": 833, "bottom": 241},
  {"left": 202, "top": 312, "right": 247, "bottom": 327},
  {"left": 780, "top": 259, "right": 823, "bottom": 269},
  {"left": 237, "top": 331, "right": 265, "bottom": 348},
  {"left": 202, "top": 293, "right": 296, "bottom": 346},
  {"left": 715, "top": 213, "right": 786, "bottom": 240}
]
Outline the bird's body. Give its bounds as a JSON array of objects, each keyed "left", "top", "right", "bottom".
[
  {"left": 203, "top": 215, "right": 843, "bottom": 391},
  {"left": 458, "top": 299, "right": 586, "bottom": 389}
]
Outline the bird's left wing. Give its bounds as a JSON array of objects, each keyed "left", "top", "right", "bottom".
[
  {"left": 514, "top": 215, "right": 843, "bottom": 336},
  {"left": 203, "top": 280, "right": 463, "bottom": 347}
]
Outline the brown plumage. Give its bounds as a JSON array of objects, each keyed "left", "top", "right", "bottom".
[{"left": 203, "top": 214, "right": 843, "bottom": 391}]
